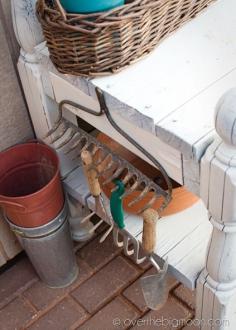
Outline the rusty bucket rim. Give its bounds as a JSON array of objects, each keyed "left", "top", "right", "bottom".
[
  {"left": 0, "top": 142, "right": 60, "bottom": 203},
  {"left": 5, "top": 202, "right": 68, "bottom": 237}
]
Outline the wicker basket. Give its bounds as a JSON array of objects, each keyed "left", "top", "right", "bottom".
[{"left": 37, "top": 0, "right": 215, "bottom": 77}]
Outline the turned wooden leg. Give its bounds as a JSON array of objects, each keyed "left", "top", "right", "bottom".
[{"left": 196, "top": 89, "right": 236, "bottom": 329}]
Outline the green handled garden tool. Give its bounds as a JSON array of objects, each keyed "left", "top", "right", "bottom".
[
  {"left": 110, "top": 182, "right": 168, "bottom": 308},
  {"left": 110, "top": 179, "right": 146, "bottom": 264}
]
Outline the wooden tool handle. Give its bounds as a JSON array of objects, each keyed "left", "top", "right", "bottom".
[
  {"left": 81, "top": 150, "right": 101, "bottom": 197},
  {"left": 142, "top": 208, "right": 159, "bottom": 254}
]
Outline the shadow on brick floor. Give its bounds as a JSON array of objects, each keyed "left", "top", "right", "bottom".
[{"left": 0, "top": 227, "right": 196, "bottom": 330}]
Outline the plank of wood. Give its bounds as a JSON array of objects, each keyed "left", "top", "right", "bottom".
[
  {"left": 160, "top": 221, "right": 212, "bottom": 289},
  {"left": 158, "top": 69, "right": 236, "bottom": 160}
]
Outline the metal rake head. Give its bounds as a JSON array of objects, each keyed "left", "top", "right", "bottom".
[{"left": 45, "top": 96, "right": 171, "bottom": 215}]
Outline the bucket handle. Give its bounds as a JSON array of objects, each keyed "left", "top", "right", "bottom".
[{"left": 0, "top": 200, "right": 26, "bottom": 211}]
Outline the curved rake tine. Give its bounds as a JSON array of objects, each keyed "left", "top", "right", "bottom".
[
  {"left": 123, "top": 236, "right": 134, "bottom": 256},
  {"left": 50, "top": 122, "right": 71, "bottom": 144},
  {"left": 80, "top": 211, "right": 96, "bottom": 224},
  {"left": 64, "top": 132, "right": 83, "bottom": 154},
  {"left": 91, "top": 144, "right": 100, "bottom": 156},
  {"left": 81, "top": 141, "right": 91, "bottom": 153},
  {"left": 65, "top": 135, "right": 87, "bottom": 154},
  {"left": 99, "top": 224, "right": 114, "bottom": 243},
  {"left": 71, "top": 141, "right": 90, "bottom": 161},
  {"left": 102, "top": 164, "right": 124, "bottom": 185},
  {"left": 98, "top": 159, "right": 116, "bottom": 177},
  {"left": 128, "top": 184, "right": 150, "bottom": 207},
  {"left": 113, "top": 227, "right": 124, "bottom": 248},
  {"left": 137, "top": 193, "right": 160, "bottom": 215},
  {"left": 92, "top": 147, "right": 104, "bottom": 164},
  {"left": 55, "top": 128, "right": 77, "bottom": 150},
  {"left": 96, "top": 154, "right": 112, "bottom": 173},
  {"left": 92, "top": 152, "right": 104, "bottom": 170},
  {"left": 73, "top": 140, "right": 94, "bottom": 159},
  {"left": 99, "top": 160, "right": 116, "bottom": 177},
  {"left": 149, "top": 185, "right": 170, "bottom": 211},
  {"left": 88, "top": 219, "right": 104, "bottom": 234},
  {"left": 122, "top": 179, "right": 141, "bottom": 198},
  {"left": 122, "top": 171, "right": 133, "bottom": 185},
  {"left": 132, "top": 237, "right": 147, "bottom": 264},
  {"left": 110, "top": 170, "right": 131, "bottom": 192}
]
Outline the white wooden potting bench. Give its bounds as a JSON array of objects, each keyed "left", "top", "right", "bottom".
[{"left": 12, "top": 0, "right": 236, "bottom": 327}]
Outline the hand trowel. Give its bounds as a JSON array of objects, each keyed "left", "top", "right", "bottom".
[{"left": 140, "top": 208, "right": 169, "bottom": 310}]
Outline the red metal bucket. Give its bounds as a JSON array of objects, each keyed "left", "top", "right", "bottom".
[{"left": 0, "top": 142, "right": 64, "bottom": 228}]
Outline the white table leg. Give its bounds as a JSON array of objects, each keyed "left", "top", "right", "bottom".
[{"left": 196, "top": 89, "right": 236, "bottom": 329}]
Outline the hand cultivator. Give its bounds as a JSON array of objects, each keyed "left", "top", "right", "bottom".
[{"left": 45, "top": 88, "right": 172, "bottom": 308}]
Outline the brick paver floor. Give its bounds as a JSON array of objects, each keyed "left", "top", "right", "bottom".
[{"left": 0, "top": 225, "right": 197, "bottom": 330}]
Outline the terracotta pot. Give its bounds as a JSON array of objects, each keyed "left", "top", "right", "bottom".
[{"left": 0, "top": 142, "right": 64, "bottom": 228}]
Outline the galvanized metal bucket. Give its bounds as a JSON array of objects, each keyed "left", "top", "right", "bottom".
[{"left": 6, "top": 203, "right": 78, "bottom": 288}]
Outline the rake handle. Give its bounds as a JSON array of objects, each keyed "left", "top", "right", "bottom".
[
  {"left": 142, "top": 208, "right": 159, "bottom": 254},
  {"left": 81, "top": 150, "right": 101, "bottom": 197}
]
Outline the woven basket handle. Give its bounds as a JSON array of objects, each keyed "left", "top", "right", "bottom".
[{"left": 54, "top": 0, "right": 67, "bottom": 20}]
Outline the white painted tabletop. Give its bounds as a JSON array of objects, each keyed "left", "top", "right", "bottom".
[
  {"left": 38, "top": 0, "right": 236, "bottom": 163},
  {"left": 90, "top": 0, "right": 236, "bottom": 160}
]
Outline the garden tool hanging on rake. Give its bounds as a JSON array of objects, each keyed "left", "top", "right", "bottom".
[
  {"left": 141, "top": 208, "right": 169, "bottom": 310},
  {"left": 81, "top": 149, "right": 114, "bottom": 243},
  {"left": 80, "top": 150, "right": 147, "bottom": 263},
  {"left": 109, "top": 179, "right": 169, "bottom": 308},
  {"left": 44, "top": 88, "right": 172, "bottom": 307},
  {"left": 110, "top": 179, "right": 146, "bottom": 264}
]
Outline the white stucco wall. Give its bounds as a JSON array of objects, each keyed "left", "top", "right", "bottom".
[{"left": 0, "top": 0, "right": 33, "bottom": 151}]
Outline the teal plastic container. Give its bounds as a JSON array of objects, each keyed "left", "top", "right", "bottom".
[{"left": 60, "top": 0, "right": 125, "bottom": 13}]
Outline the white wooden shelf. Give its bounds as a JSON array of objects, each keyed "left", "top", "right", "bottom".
[
  {"left": 63, "top": 165, "right": 212, "bottom": 290},
  {"left": 34, "top": 0, "right": 236, "bottom": 196}
]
